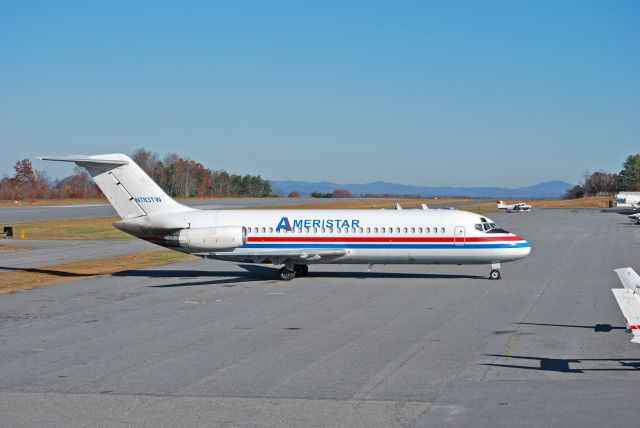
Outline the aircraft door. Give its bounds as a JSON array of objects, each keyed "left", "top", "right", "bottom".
[{"left": 454, "top": 226, "right": 465, "bottom": 246}]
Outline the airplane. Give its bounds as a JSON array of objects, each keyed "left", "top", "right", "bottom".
[
  {"left": 497, "top": 200, "right": 532, "bottom": 212},
  {"left": 612, "top": 268, "right": 640, "bottom": 343},
  {"left": 39, "top": 154, "right": 531, "bottom": 281},
  {"left": 628, "top": 213, "right": 640, "bottom": 224}
]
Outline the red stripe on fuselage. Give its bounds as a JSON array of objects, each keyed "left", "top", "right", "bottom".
[{"left": 247, "top": 235, "right": 524, "bottom": 243}]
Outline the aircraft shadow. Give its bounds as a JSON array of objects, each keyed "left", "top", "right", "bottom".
[
  {"left": 482, "top": 354, "right": 640, "bottom": 373},
  {"left": 0, "top": 266, "right": 95, "bottom": 277},
  {"left": 517, "top": 322, "right": 626, "bottom": 333},
  {"left": 113, "top": 264, "right": 485, "bottom": 288}
]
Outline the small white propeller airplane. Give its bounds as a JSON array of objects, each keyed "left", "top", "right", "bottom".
[
  {"left": 497, "top": 200, "right": 532, "bottom": 212},
  {"left": 628, "top": 213, "right": 640, "bottom": 224},
  {"left": 613, "top": 268, "right": 640, "bottom": 343},
  {"left": 39, "top": 154, "right": 531, "bottom": 280}
]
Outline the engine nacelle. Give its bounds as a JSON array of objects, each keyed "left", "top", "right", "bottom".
[{"left": 169, "top": 226, "right": 247, "bottom": 251}]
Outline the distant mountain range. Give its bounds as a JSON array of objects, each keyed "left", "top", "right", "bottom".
[{"left": 272, "top": 180, "right": 574, "bottom": 199}]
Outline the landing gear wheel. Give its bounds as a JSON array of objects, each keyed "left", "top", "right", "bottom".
[
  {"left": 279, "top": 267, "right": 296, "bottom": 281},
  {"left": 294, "top": 264, "right": 309, "bottom": 277},
  {"left": 489, "top": 269, "right": 501, "bottom": 280}
]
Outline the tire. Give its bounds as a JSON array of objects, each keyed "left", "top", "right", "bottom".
[
  {"left": 294, "top": 264, "right": 309, "bottom": 276},
  {"left": 279, "top": 268, "right": 296, "bottom": 281},
  {"left": 489, "top": 269, "right": 501, "bottom": 280}
]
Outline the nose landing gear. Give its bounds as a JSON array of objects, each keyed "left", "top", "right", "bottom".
[{"left": 489, "top": 263, "right": 501, "bottom": 280}]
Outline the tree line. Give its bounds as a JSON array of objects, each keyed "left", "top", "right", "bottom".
[
  {"left": 564, "top": 154, "right": 640, "bottom": 199},
  {"left": 0, "top": 148, "right": 272, "bottom": 201}
]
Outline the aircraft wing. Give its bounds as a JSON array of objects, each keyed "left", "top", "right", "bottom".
[
  {"left": 613, "top": 268, "right": 640, "bottom": 344},
  {"left": 612, "top": 289, "right": 640, "bottom": 343},
  {"left": 615, "top": 268, "right": 640, "bottom": 291},
  {"left": 193, "top": 248, "right": 348, "bottom": 264}
]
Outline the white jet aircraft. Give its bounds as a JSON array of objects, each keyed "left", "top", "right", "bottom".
[
  {"left": 497, "top": 200, "right": 532, "bottom": 212},
  {"left": 613, "top": 268, "right": 640, "bottom": 343},
  {"left": 40, "top": 154, "right": 531, "bottom": 280}
]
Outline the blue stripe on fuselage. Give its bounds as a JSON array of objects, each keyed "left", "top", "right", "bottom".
[{"left": 243, "top": 243, "right": 530, "bottom": 249}]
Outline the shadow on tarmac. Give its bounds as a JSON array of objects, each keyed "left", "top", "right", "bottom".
[
  {"left": 517, "top": 322, "right": 626, "bottom": 332},
  {"left": 482, "top": 354, "right": 640, "bottom": 373},
  {"left": 0, "top": 266, "right": 96, "bottom": 277},
  {"left": 112, "top": 263, "right": 486, "bottom": 288}
]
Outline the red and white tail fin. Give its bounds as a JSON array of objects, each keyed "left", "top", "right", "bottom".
[
  {"left": 613, "top": 268, "right": 640, "bottom": 343},
  {"left": 38, "top": 154, "right": 193, "bottom": 219}
]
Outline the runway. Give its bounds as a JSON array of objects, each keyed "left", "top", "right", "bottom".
[
  {"left": 0, "top": 198, "right": 355, "bottom": 223},
  {"left": 1, "top": 209, "right": 639, "bottom": 427},
  {"left": 0, "top": 198, "right": 485, "bottom": 223}
]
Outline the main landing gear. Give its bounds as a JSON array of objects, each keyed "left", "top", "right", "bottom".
[
  {"left": 278, "top": 264, "right": 308, "bottom": 281},
  {"left": 489, "top": 263, "right": 501, "bottom": 280}
]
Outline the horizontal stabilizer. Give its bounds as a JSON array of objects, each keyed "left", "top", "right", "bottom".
[{"left": 37, "top": 156, "right": 128, "bottom": 166}]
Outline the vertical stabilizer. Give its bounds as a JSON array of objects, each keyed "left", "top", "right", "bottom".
[{"left": 38, "top": 154, "right": 192, "bottom": 219}]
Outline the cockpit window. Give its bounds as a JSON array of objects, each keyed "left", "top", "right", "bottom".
[
  {"left": 487, "top": 227, "right": 510, "bottom": 234},
  {"left": 478, "top": 220, "right": 509, "bottom": 233}
]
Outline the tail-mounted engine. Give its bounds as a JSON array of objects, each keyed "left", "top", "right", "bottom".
[{"left": 165, "top": 226, "right": 247, "bottom": 251}]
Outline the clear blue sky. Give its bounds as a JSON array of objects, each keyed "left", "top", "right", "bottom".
[{"left": 1, "top": 0, "right": 638, "bottom": 187}]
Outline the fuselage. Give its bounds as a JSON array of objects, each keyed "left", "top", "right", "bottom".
[{"left": 122, "top": 208, "right": 531, "bottom": 265}]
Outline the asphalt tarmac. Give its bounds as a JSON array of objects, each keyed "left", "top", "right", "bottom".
[{"left": 1, "top": 209, "right": 639, "bottom": 427}]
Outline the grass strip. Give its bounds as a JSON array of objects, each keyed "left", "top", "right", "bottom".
[
  {"left": 252, "top": 198, "right": 474, "bottom": 210},
  {"left": 0, "top": 249, "right": 193, "bottom": 294},
  {"left": 0, "top": 244, "right": 33, "bottom": 253},
  {"left": 12, "top": 216, "right": 130, "bottom": 240}
]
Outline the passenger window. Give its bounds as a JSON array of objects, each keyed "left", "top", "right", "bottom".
[
  {"left": 358, "top": 227, "right": 364, "bottom": 233},
  {"left": 381, "top": 227, "right": 386, "bottom": 233},
  {"left": 321, "top": 227, "right": 326, "bottom": 233},
  {"left": 328, "top": 227, "right": 334, "bottom": 233},
  {"left": 374, "top": 227, "right": 379, "bottom": 233},
  {"left": 418, "top": 227, "right": 422, "bottom": 233},
  {"left": 403, "top": 227, "right": 408, "bottom": 233},
  {"left": 366, "top": 227, "right": 371, "bottom": 233},
  {"left": 425, "top": 227, "right": 430, "bottom": 233},
  {"left": 433, "top": 228, "right": 437, "bottom": 234},
  {"left": 395, "top": 227, "right": 400, "bottom": 233},
  {"left": 351, "top": 227, "right": 356, "bottom": 233},
  {"left": 441, "top": 227, "right": 445, "bottom": 233},
  {"left": 410, "top": 227, "right": 415, "bottom": 233},
  {"left": 269, "top": 227, "right": 273, "bottom": 233},
  {"left": 305, "top": 227, "right": 310, "bottom": 233}
]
